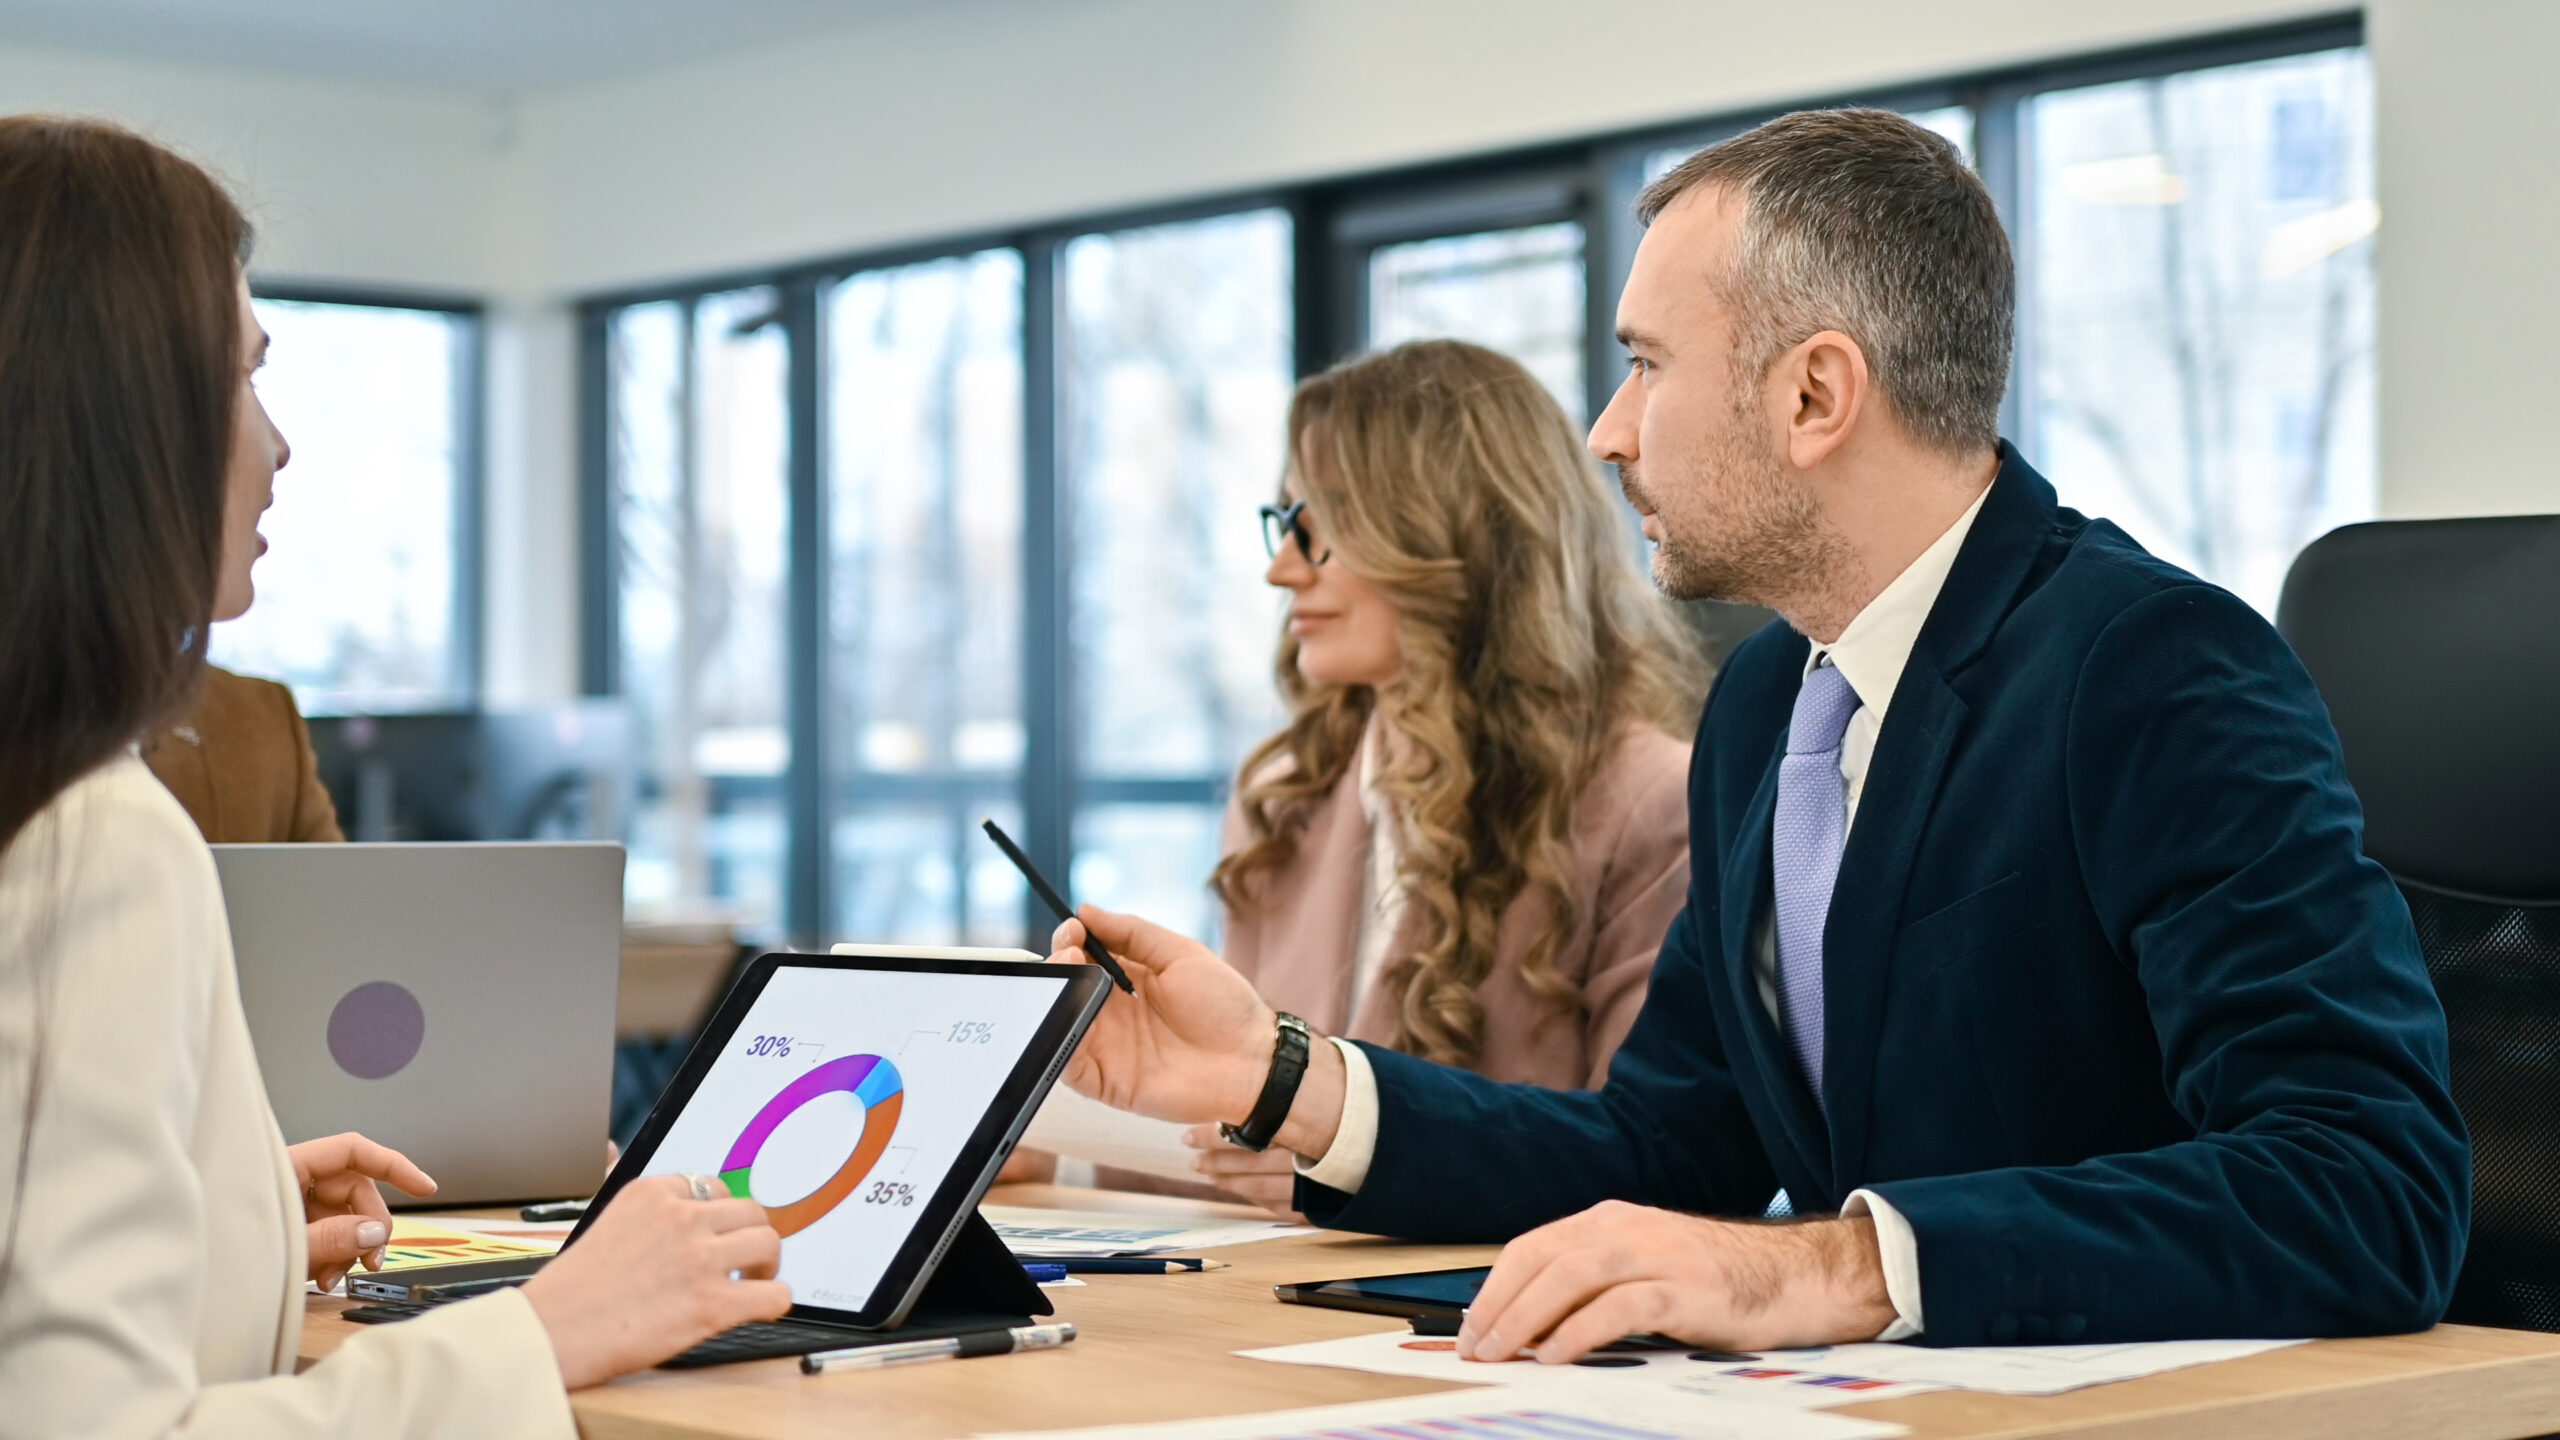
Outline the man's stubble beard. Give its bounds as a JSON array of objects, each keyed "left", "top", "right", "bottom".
[{"left": 1623, "top": 399, "right": 1851, "bottom": 611}]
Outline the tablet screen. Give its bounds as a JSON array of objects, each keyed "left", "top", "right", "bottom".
[
  {"left": 623, "top": 963, "right": 1072, "bottom": 1315},
  {"left": 1327, "top": 1266, "right": 1490, "bottom": 1309}
]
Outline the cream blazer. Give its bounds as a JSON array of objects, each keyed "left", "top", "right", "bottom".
[{"left": 0, "top": 754, "right": 574, "bottom": 1440}]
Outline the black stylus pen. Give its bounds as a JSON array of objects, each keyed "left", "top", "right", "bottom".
[{"left": 981, "top": 818, "right": 1136, "bottom": 994}]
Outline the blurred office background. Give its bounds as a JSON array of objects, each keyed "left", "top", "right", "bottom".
[{"left": 6, "top": 0, "right": 2545, "bottom": 964}]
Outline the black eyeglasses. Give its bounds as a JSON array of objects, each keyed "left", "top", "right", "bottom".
[{"left": 1259, "top": 500, "right": 1331, "bottom": 565}]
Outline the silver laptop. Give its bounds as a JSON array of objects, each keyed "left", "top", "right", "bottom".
[{"left": 213, "top": 842, "right": 624, "bottom": 1206}]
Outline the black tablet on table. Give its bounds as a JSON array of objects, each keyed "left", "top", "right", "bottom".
[
  {"left": 1275, "top": 1265, "right": 1493, "bottom": 1322},
  {"left": 1275, "top": 1266, "right": 1756, "bottom": 1359}
]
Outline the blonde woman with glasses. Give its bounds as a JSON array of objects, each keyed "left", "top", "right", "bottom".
[{"left": 1125, "top": 339, "right": 1704, "bottom": 1212}]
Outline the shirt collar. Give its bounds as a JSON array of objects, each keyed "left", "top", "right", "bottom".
[{"left": 1804, "top": 481, "right": 1995, "bottom": 719}]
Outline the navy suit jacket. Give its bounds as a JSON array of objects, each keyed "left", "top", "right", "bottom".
[{"left": 1299, "top": 448, "right": 2470, "bottom": 1345}]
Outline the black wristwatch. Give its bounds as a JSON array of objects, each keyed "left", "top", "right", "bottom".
[{"left": 1220, "top": 1012, "right": 1313, "bottom": 1152}]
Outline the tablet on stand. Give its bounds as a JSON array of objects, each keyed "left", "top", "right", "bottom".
[{"left": 352, "top": 948, "right": 1111, "bottom": 1367}]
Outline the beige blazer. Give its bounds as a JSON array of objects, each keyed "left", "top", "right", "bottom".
[
  {"left": 0, "top": 755, "right": 572, "bottom": 1440},
  {"left": 142, "top": 665, "right": 346, "bottom": 845},
  {"left": 1221, "top": 721, "right": 1692, "bottom": 1090}
]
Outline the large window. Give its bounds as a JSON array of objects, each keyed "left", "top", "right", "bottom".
[
  {"left": 586, "top": 18, "right": 2368, "bottom": 947},
  {"left": 596, "top": 221, "right": 1293, "bottom": 948},
  {"left": 608, "top": 288, "right": 792, "bottom": 936},
  {"left": 828, "top": 250, "right": 1027, "bottom": 946},
  {"left": 1367, "top": 222, "right": 1588, "bottom": 422},
  {"left": 212, "top": 296, "right": 477, "bottom": 713},
  {"left": 2021, "top": 46, "right": 2375, "bottom": 612},
  {"left": 1062, "top": 210, "right": 1294, "bottom": 941}
]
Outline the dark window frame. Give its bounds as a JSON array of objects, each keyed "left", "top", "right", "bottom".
[
  {"left": 247, "top": 281, "right": 487, "bottom": 711},
  {"left": 577, "top": 11, "right": 2362, "bottom": 946}
]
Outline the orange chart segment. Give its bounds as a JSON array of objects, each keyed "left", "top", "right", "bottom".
[{"left": 719, "top": 1054, "right": 905, "bottom": 1237}]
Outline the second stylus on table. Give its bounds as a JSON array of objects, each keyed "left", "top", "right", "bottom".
[{"left": 1018, "top": 1256, "right": 1225, "bottom": 1275}]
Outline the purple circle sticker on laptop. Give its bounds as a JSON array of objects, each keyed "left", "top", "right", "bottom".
[{"left": 328, "top": 981, "right": 426, "bottom": 1080}]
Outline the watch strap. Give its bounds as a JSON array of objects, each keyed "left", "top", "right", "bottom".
[{"left": 1220, "top": 1012, "right": 1312, "bottom": 1152}]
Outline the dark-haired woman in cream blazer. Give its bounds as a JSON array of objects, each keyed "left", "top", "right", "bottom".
[{"left": 0, "top": 115, "right": 790, "bottom": 1438}]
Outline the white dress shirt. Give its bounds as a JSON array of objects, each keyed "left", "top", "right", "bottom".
[{"left": 1298, "top": 482, "right": 1995, "bottom": 1343}]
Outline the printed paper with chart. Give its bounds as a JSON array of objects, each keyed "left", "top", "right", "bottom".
[
  {"left": 978, "top": 1387, "right": 1905, "bottom": 1440},
  {"left": 630, "top": 966, "right": 1068, "bottom": 1311},
  {"left": 1238, "top": 1330, "right": 1943, "bottom": 1411}
]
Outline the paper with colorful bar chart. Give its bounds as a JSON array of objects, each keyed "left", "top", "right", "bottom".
[
  {"left": 629, "top": 964, "right": 1069, "bottom": 1314},
  {"left": 977, "top": 1386, "right": 1905, "bottom": 1440},
  {"left": 374, "top": 1217, "right": 559, "bottom": 1271},
  {"left": 1237, "top": 1331, "right": 1942, "bottom": 1411},
  {"left": 1241, "top": 1326, "right": 2305, "bottom": 1405}
]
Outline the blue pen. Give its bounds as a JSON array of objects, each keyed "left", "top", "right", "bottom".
[{"left": 1023, "top": 1263, "right": 1069, "bottom": 1284}]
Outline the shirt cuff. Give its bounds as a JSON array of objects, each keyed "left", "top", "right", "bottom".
[
  {"left": 1842, "top": 1188, "right": 1924, "bottom": 1340},
  {"left": 1293, "top": 1037, "right": 1377, "bottom": 1194}
]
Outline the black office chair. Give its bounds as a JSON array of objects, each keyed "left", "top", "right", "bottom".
[{"left": 2278, "top": 515, "right": 2560, "bottom": 1333}]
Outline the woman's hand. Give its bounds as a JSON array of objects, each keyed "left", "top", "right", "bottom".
[
  {"left": 519, "top": 1175, "right": 791, "bottom": 1389},
  {"left": 1181, "top": 1125, "right": 1306, "bottom": 1221},
  {"left": 290, "top": 1132, "right": 433, "bottom": 1292},
  {"left": 1050, "top": 907, "right": 1277, "bottom": 1127}
]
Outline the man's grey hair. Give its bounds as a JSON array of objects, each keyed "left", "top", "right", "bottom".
[{"left": 1637, "top": 108, "right": 2013, "bottom": 455}]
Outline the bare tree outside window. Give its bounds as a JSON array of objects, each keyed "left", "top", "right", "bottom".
[
  {"left": 210, "top": 299, "right": 470, "bottom": 713},
  {"left": 613, "top": 289, "right": 791, "bottom": 937},
  {"left": 828, "top": 251, "right": 1029, "bottom": 944},
  {"left": 1369, "top": 222, "right": 1588, "bottom": 423},
  {"left": 1061, "top": 211, "right": 1294, "bottom": 942},
  {"left": 2026, "top": 48, "right": 2376, "bottom": 613}
]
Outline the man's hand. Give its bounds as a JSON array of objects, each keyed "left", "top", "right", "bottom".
[
  {"left": 290, "top": 1131, "right": 435, "bottom": 1292},
  {"left": 1049, "top": 907, "right": 1281, "bottom": 1127},
  {"left": 1457, "top": 1201, "right": 1897, "bottom": 1363}
]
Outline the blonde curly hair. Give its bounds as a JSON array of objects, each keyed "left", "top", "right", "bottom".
[{"left": 1211, "top": 340, "right": 1704, "bottom": 1067}]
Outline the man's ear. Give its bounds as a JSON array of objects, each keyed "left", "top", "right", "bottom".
[{"left": 1782, "top": 329, "right": 1869, "bottom": 470}]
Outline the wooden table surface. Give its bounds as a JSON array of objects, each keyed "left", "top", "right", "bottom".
[{"left": 303, "top": 1185, "right": 2560, "bottom": 1440}]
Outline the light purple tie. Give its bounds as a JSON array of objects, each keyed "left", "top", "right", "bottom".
[{"left": 1774, "top": 659, "right": 1860, "bottom": 1110}]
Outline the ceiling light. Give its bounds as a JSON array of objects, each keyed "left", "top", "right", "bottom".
[
  {"left": 2262, "top": 199, "right": 2381, "bottom": 279},
  {"left": 2060, "top": 154, "right": 2188, "bottom": 205}
]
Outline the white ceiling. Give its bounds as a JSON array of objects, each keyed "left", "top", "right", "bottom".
[{"left": 0, "top": 0, "right": 908, "bottom": 89}]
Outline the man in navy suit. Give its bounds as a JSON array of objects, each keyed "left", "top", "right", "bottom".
[{"left": 1049, "top": 108, "right": 2468, "bottom": 1355}]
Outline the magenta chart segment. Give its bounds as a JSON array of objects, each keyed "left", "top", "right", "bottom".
[{"left": 719, "top": 1053, "right": 906, "bottom": 1237}]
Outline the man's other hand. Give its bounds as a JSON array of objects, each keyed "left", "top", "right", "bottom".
[{"left": 1457, "top": 1200, "right": 1897, "bottom": 1362}]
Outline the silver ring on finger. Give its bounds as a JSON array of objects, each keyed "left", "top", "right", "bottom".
[{"left": 684, "top": 1173, "right": 723, "bottom": 1203}]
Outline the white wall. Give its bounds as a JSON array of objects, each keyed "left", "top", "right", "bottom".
[
  {"left": 0, "top": 39, "right": 517, "bottom": 291},
  {"left": 478, "top": 303, "right": 580, "bottom": 706},
  {"left": 2369, "top": 0, "right": 2560, "bottom": 520}
]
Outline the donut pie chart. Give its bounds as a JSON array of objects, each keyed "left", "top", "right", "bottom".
[{"left": 720, "top": 1054, "right": 905, "bottom": 1237}]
